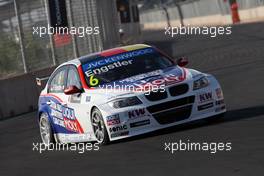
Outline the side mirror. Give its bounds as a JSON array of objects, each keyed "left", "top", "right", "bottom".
[
  {"left": 177, "top": 57, "right": 188, "bottom": 67},
  {"left": 64, "top": 85, "right": 82, "bottom": 95}
]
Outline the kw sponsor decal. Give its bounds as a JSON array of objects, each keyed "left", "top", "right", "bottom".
[
  {"left": 106, "top": 115, "right": 121, "bottom": 126},
  {"left": 198, "top": 92, "right": 213, "bottom": 104},
  {"left": 128, "top": 108, "right": 146, "bottom": 119}
]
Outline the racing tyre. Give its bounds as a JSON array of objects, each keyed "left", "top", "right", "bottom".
[
  {"left": 39, "top": 113, "right": 55, "bottom": 145},
  {"left": 91, "top": 107, "right": 109, "bottom": 145}
]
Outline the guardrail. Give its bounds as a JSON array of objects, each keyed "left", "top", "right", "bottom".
[{"left": 0, "top": 67, "right": 55, "bottom": 119}]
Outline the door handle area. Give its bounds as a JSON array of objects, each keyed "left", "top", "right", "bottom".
[{"left": 46, "top": 100, "right": 67, "bottom": 106}]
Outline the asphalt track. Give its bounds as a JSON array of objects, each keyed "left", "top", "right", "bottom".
[{"left": 1, "top": 22, "right": 264, "bottom": 176}]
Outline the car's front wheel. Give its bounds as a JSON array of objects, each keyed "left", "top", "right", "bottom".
[
  {"left": 39, "top": 113, "right": 55, "bottom": 145},
  {"left": 91, "top": 107, "right": 109, "bottom": 145}
]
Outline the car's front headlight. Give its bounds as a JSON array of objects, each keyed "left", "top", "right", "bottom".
[
  {"left": 108, "top": 96, "right": 142, "bottom": 108},
  {"left": 193, "top": 76, "right": 209, "bottom": 90}
]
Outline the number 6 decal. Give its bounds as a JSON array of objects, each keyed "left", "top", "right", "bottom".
[{"left": 89, "top": 75, "right": 99, "bottom": 86}]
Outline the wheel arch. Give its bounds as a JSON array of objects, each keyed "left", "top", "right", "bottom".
[
  {"left": 38, "top": 110, "right": 57, "bottom": 135},
  {"left": 90, "top": 105, "right": 110, "bottom": 144}
]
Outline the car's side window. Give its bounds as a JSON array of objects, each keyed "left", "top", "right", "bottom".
[
  {"left": 48, "top": 68, "right": 67, "bottom": 93},
  {"left": 66, "top": 66, "right": 82, "bottom": 89}
]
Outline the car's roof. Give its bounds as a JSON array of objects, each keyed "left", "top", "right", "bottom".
[{"left": 63, "top": 44, "right": 152, "bottom": 67}]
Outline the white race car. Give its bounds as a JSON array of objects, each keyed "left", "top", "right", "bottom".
[{"left": 38, "top": 44, "right": 226, "bottom": 145}]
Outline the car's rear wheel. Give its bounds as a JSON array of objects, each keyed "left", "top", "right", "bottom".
[
  {"left": 39, "top": 113, "right": 55, "bottom": 145},
  {"left": 91, "top": 107, "right": 109, "bottom": 145}
]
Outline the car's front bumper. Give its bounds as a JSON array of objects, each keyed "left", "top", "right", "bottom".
[{"left": 100, "top": 77, "right": 226, "bottom": 141}]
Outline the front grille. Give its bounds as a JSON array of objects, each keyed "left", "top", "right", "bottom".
[
  {"left": 152, "top": 105, "right": 193, "bottom": 124},
  {"left": 145, "top": 90, "right": 167, "bottom": 101},
  {"left": 147, "top": 96, "right": 195, "bottom": 113},
  {"left": 169, "top": 84, "right": 189, "bottom": 96},
  {"left": 147, "top": 96, "right": 195, "bottom": 125},
  {"left": 198, "top": 102, "right": 214, "bottom": 111}
]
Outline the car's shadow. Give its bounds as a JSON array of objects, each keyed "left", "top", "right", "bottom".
[{"left": 109, "top": 105, "right": 264, "bottom": 145}]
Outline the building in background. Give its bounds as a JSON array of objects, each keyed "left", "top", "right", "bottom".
[{"left": 116, "top": 0, "right": 141, "bottom": 44}]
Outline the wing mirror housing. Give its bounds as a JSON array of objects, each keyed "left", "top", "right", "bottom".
[
  {"left": 64, "top": 85, "right": 82, "bottom": 95},
  {"left": 177, "top": 57, "right": 189, "bottom": 67}
]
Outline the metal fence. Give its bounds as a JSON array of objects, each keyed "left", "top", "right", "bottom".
[
  {"left": 140, "top": 0, "right": 264, "bottom": 24},
  {"left": 0, "top": 0, "right": 120, "bottom": 79}
]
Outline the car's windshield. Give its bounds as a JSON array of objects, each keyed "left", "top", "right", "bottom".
[{"left": 81, "top": 48, "right": 174, "bottom": 87}]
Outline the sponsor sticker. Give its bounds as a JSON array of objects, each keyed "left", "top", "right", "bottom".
[
  {"left": 85, "top": 60, "right": 134, "bottom": 77},
  {"left": 69, "top": 94, "right": 81, "bottom": 103},
  {"left": 119, "top": 70, "right": 162, "bottom": 83},
  {"left": 64, "top": 118, "right": 83, "bottom": 133},
  {"left": 215, "top": 99, "right": 225, "bottom": 106},
  {"left": 83, "top": 48, "right": 154, "bottom": 70},
  {"left": 128, "top": 108, "right": 147, "bottom": 119},
  {"left": 106, "top": 115, "right": 121, "bottom": 126},
  {"left": 86, "top": 96, "right": 91, "bottom": 102},
  {"left": 110, "top": 131, "right": 129, "bottom": 138},
  {"left": 48, "top": 99, "right": 83, "bottom": 133},
  {"left": 197, "top": 102, "right": 214, "bottom": 111},
  {"left": 109, "top": 125, "right": 128, "bottom": 133},
  {"left": 131, "top": 73, "right": 185, "bottom": 89},
  {"left": 215, "top": 88, "right": 223, "bottom": 99},
  {"left": 53, "top": 117, "right": 65, "bottom": 127},
  {"left": 130, "top": 119, "right": 150, "bottom": 128},
  {"left": 197, "top": 92, "right": 213, "bottom": 104}
]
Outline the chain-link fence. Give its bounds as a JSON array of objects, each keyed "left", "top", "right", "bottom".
[{"left": 0, "top": 0, "right": 120, "bottom": 79}]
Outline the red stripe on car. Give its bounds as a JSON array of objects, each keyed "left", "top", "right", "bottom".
[{"left": 100, "top": 48, "right": 126, "bottom": 57}]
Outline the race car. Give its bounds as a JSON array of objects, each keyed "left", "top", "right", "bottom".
[{"left": 38, "top": 44, "right": 226, "bottom": 145}]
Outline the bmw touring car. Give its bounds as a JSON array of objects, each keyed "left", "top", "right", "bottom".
[{"left": 38, "top": 44, "right": 226, "bottom": 145}]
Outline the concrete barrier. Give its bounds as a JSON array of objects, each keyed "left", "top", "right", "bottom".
[
  {"left": 140, "top": 6, "right": 264, "bottom": 30},
  {"left": 0, "top": 67, "right": 56, "bottom": 119}
]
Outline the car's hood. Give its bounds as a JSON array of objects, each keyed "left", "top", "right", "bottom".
[
  {"left": 105, "top": 66, "right": 188, "bottom": 87},
  {"left": 86, "top": 66, "right": 193, "bottom": 99}
]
